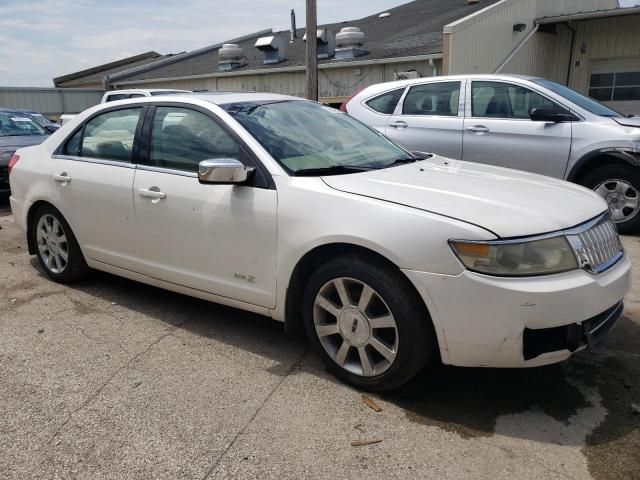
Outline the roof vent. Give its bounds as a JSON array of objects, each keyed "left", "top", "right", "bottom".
[
  {"left": 218, "top": 43, "right": 245, "bottom": 71},
  {"left": 255, "top": 35, "right": 286, "bottom": 64},
  {"left": 379, "top": 12, "right": 391, "bottom": 18},
  {"left": 303, "top": 28, "right": 335, "bottom": 59},
  {"left": 335, "top": 27, "right": 368, "bottom": 60}
]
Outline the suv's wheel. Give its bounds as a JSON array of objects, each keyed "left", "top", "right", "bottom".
[
  {"left": 303, "top": 254, "right": 435, "bottom": 392},
  {"left": 582, "top": 164, "right": 640, "bottom": 234},
  {"left": 30, "top": 204, "right": 89, "bottom": 283}
]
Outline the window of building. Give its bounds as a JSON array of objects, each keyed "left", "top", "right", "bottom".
[
  {"left": 402, "top": 82, "right": 460, "bottom": 116},
  {"left": 589, "top": 72, "right": 640, "bottom": 101}
]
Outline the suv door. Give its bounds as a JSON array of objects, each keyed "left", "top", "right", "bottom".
[
  {"left": 133, "top": 104, "right": 277, "bottom": 308},
  {"left": 385, "top": 80, "right": 464, "bottom": 158},
  {"left": 462, "top": 80, "right": 572, "bottom": 178},
  {"left": 52, "top": 106, "right": 143, "bottom": 268}
]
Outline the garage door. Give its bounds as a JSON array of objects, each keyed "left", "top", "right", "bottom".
[{"left": 588, "top": 58, "right": 640, "bottom": 116}]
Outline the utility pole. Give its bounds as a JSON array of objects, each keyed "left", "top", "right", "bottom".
[{"left": 306, "top": 0, "right": 318, "bottom": 101}]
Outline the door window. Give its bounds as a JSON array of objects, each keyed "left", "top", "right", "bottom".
[
  {"left": 402, "top": 82, "right": 460, "bottom": 116},
  {"left": 149, "top": 107, "right": 241, "bottom": 172},
  {"left": 63, "top": 108, "right": 142, "bottom": 162},
  {"left": 471, "top": 81, "right": 565, "bottom": 119},
  {"left": 365, "top": 88, "right": 405, "bottom": 114}
]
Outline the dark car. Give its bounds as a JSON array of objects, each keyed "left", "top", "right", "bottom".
[
  {"left": 17, "top": 109, "right": 60, "bottom": 133},
  {"left": 0, "top": 108, "right": 49, "bottom": 197}
]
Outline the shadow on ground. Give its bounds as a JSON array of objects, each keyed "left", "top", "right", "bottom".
[{"left": 15, "top": 252, "right": 640, "bottom": 480}]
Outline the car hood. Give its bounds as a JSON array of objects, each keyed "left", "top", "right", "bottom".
[
  {"left": 0, "top": 135, "right": 46, "bottom": 164},
  {"left": 321, "top": 157, "right": 607, "bottom": 238},
  {"left": 612, "top": 116, "right": 640, "bottom": 128}
]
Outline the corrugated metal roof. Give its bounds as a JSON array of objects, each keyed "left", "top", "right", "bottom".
[{"left": 111, "top": 0, "right": 500, "bottom": 83}]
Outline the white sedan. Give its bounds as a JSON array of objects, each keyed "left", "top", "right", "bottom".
[{"left": 8, "top": 93, "right": 631, "bottom": 391}]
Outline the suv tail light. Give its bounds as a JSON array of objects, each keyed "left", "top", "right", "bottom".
[{"left": 8, "top": 154, "right": 20, "bottom": 175}]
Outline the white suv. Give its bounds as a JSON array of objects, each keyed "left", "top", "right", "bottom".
[
  {"left": 101, "top": 89, "right": 191, "bottom": 103},
  {"left": 346, "top": 75, "right": 640, "bottom": 232}
]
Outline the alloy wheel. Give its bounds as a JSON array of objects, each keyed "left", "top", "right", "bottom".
[
  {"left": 595, "top": 178, "right": 640, "bottom": 223},
  {"left": 36, "top": 214, "right": 69, "bottom": 274},
  {"left": 313, "top": 277, "right": 398, "bottom": 377}
]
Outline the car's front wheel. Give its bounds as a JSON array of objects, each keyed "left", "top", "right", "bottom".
[
  {"left": 31, "top": 204, "right": 89, "bottom": 283},
  {"left": 303, "top": 254, "right": 435, "bottom": 391},
  {"left": 582, "top": 164, "right": 640, "bottom": 234}
]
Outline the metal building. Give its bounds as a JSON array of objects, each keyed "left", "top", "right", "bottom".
[{"left": 55, "top": 0, "right": 640, "bottom": 113}]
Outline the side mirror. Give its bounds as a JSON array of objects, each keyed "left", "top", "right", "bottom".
[
  {"left": 44, "top": 125, "right": 59, "bottom": 134},
  {"left": 198, "top": 158, "right": 255, "bottom": 184},
  {"left": 529, "top": 108, "right": 576, "bottom": 123}
]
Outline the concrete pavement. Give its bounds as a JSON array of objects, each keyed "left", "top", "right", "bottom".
[{"left": 0, "top": 201, "right": 638, "bottom": 479}]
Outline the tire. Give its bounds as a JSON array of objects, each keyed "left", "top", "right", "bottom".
[
  {"left": 303, "top": 254, "right": 436, "bottom": 392},
  {"left": 30, "top": 204, "right": 89, "bottom": 283},
  {"left": 581, "top": 164, "right": 640, "bottom": 234}
]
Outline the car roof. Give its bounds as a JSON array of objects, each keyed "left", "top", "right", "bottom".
[
  {"left": 106, "top": 88, "right": 190, "bottom": 94},
  {"left": 357, "top": 74, "right": 543, "bottom": 96},
  {"left": 103, "top": 91, "right": 303, "bottom": 106}
]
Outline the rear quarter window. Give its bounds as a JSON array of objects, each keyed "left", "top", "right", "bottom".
[{"left": 365, "top": 88, "right": 406, "bottom": 114}]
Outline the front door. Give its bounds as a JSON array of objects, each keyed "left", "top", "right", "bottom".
[
  {"left": 462, "top": 80, "right": 572, "bottom": 178},
  {"left": 51, "top": 106, "right": 143, "bottom": 268},
  {"left": 132, "top": 105, "right": 277, "bottom": 308},
  {"left": 385, "top": 80, "right": 464, "bottom": 159}
]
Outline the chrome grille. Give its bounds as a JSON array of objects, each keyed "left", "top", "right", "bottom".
[{"left": 568, "top": 215, "right": 623, "bottom": 274}]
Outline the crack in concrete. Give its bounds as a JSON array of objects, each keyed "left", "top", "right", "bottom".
[
  {"left": 200, "top": 347, "right": 309, "bottom": 480},
  {"left": 40, "top": 328, "right": 175, "bottom": 457}
]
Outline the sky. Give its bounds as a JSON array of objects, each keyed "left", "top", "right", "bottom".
[{"left": 0, "top": 0, "right": 410, "bottom": 87}]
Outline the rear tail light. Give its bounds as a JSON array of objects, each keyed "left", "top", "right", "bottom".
[{"left": 8, "top": 154, "right": 20, "bottom": 175}]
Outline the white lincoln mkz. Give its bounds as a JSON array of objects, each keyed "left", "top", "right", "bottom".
[{"left": 8, "top": 93, "right": 631, "bottom": 391}]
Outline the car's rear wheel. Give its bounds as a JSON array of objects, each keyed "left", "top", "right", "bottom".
[
  {"left": 31, "top": 204, "right": 88, "bottom": 283},
  {"left": 303, "top": 254, "right": 435, "bottom": 391},
  {"left": 582, "top": 165, "right": 640, "bottom": 234}
]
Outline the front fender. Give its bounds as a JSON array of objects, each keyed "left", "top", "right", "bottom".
[{"left": 567, "top": 146, "right": 640, "bottom": 182}]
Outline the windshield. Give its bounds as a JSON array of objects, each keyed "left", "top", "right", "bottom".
[
  {"left": 223, "top": 100, "right": 412, "bottom": 174},
  {"left": 27, "top": 113, "right": 52, "bottom": 127},
  {"left": 532, "top": 79, "right": 623, "bottom": 117},
  {"left": 0, "top": 112, "right": 47, "bottom": 137}
]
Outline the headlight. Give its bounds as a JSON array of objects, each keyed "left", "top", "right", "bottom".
[{"left": 450, "top": 236, "right": 578, "bottom": 276}]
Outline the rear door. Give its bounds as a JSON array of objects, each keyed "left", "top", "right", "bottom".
[
  {"left": 51, "top": 106, "right": 143, "bottom": 267},
  {"left": 462, "top": 79, "right": 572, "bottom": 178},
  {"left": 385, "top": 80, "right": 464, "bottom": 158}
]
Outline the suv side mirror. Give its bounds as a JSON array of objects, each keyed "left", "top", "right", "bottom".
[
  {"left": 529, "top": 108, "right": 577, "bottom": 123},
  {"left": 198, "top": 158, "right": 255, "bottom": 184},
  {"left": 43, "top": 125, "right": 59, "bottom": 134}
]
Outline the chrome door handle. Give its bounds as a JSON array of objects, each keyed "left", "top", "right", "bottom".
[
  {"left": 466, "top": 125, "right": 490, "bottom": 134},
  {"left": 138, "top": 188, "right": 166, "bottom": 202},
  {"left": 389, "top": 121, "right": 408, "bottom": 129},
  {"left": 53, "top": 173, "right": 71, "bottom": 183}
]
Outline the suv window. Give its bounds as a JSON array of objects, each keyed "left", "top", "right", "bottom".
[
  {"left": 402, "top": 82, "right": 460, "bottom": 116},
  {"left": 366, "top": 88, "right": 405, "bottom": 114},
  {"left": 150, "top": 106, "right": 241, "bottom": 172},
  {"left": 64, "top": 108, "right": 142, "bottom": 162},
  {"left": 105, "top": 94, "right": 129, "bottom": 102},
  {"left": 472, "top": 81, "right": 565, "bottom": 119}
]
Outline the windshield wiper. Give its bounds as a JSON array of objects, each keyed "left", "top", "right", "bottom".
[{"left": 293, "top": 165, "right": 373, "bottom": 176}]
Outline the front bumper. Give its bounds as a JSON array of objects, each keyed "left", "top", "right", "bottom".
[{"left": 403, "top": 255, "right": 631, "bottom": 368}]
